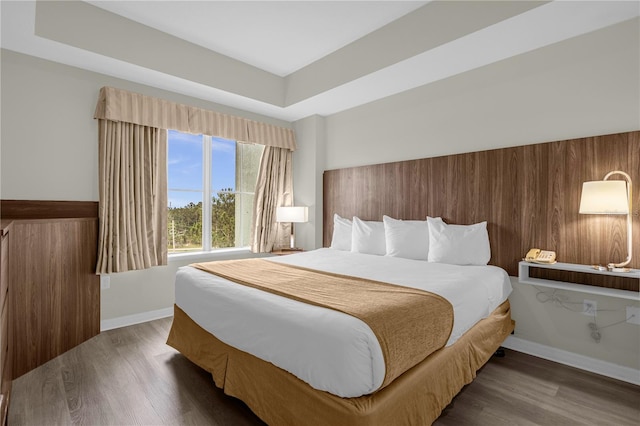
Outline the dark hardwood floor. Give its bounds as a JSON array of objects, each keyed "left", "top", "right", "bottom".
[{"left": 8, "top": 317, "right": 640, "bottom": 425}]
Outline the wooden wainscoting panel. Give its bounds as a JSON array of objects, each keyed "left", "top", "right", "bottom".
[
  {"left": 0, "top": 220, "right": 13, "bottom": 425},
  {"left": 10, "top": 218, "right": 99, "bottom": 379},
  {"left": 324, "top": 131, "right": 640, "bottom": 279},
  {"left": 0, "top": 200, "right": 98, "bottom": 220}
]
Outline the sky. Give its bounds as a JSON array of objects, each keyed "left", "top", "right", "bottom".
[{"left": 168, "top": 130, "right": 236, "bottom": 208}]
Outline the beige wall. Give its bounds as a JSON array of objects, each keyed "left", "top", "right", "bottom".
[
  {"left": 324, "top": 19, "right": 640, "bottom": 170},
  {"left": 509, "top": 279, "right": 639, "bottom": 371},
  {"left": 292, "top": 115, "right": 326, "bottom": 250},
  {"left": 319, "top": 20, "right": 640, "bottom": 371},
  {"left": 0, "top": 49, "right": 290, "bottom": 321}
]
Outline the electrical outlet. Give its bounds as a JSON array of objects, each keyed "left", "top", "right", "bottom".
[
  {"left": 627, "top": 306, "right": 640, "bottom": 325},
  {"left": 583, "top": 299, "right": 597, "bottom": 316},
  {"left": 100, "top": 275, "right": 111, "bottom": 290}
]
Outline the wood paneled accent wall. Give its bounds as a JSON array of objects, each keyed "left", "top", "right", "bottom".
[
  {"left": 0, "top": 200, "right": 100, "bottom": 378},
  {"left": 323, "top": 131, "right": 639, "bottom": 276}
]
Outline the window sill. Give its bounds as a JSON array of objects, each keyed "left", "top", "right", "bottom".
[{"left": 168, "top": 247, "right": 254, "bottom": 264}]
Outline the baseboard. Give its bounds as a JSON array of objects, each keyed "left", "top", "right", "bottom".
[
  {"left": 503, "top": 336, "right": 640, "bottom": 386},
  {"left": 100, "top": 307, "right": 174, "bottom": 332}
]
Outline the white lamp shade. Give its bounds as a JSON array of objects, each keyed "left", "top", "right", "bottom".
[
  {"left": 579, "top": 180, "right": 629, "bottom": 214},
  {"left": 276, "top": 206, "right": 308, "bottom": 223}
]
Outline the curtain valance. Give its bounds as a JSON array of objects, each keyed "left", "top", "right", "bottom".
[{"left": 94, "top": 86, "right": 296, "bottom": 150}]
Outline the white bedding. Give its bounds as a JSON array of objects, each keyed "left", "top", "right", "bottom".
[{"left": 174, "top": 248, "right": 512, "bottom": 398}]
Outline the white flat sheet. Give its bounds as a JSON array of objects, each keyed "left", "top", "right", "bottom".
[{"left": 174, "top": 248, "right": 512, "bottom": 398}]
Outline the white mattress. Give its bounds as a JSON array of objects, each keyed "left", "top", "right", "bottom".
[{"left": 174, "top": 248, "right": 512, "bottom": 398}]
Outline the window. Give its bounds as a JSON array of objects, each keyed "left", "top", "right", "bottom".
[{"left": 167, "top": 130, "right": 264, "bottom": 254}]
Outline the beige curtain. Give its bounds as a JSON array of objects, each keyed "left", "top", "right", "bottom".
[
  {"left": 94, "top": 86, "right": 297, "bottom": 262},
  {"left": 250, "top": 146, "right": 293, "bottom": 252},
  {"left": 95, "top": 87, "right": 296, "bottom": 150},
  {"left": 96, "top": 120, "right": 168, "bottom": 273}
]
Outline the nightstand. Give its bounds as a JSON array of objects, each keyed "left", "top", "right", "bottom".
[
  {"left": 271, "top": 249, "right": 304, "bottom": 256},
  {"left": 518, "top": 261, "right": 640, "bottom": 301}
]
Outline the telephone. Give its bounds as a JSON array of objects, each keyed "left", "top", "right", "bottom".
[{"left": 524, "top": 248, "right": 557, "bottom": 264}]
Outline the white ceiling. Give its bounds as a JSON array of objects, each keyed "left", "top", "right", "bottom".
[
  {"left": 2, "top": 1, "right": 639, "bottom": 122},
  {"left": 86, "top": 1, "right": 429, "bottom": 77}
]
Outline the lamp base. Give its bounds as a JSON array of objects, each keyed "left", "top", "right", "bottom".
[
  {"left": 607, "top": 264, "right": 632, "bottom": 273},
  {"left": 591, "top": 265, "right": 608, "bottom": 271}
]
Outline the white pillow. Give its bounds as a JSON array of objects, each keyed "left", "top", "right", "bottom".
[
  {"left": 427, "top": 217, "right": 491, "bottom": 265},
  {"left": 330, "top": 214, "right": 352, "bottom": 251},
  {"left": 351, "top": 217, "right": 386, "bottom": 256},
  {"left": 383, "top": 215, "right": 429, "bottom": 260}
]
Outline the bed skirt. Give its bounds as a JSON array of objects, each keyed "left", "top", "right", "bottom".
[{"left": 166, "top": 300, "right": 514, "bottom": 426}]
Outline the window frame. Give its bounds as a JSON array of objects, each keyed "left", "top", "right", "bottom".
[{"left": 167, "top": 132, "right": 260, "bottom": 256}]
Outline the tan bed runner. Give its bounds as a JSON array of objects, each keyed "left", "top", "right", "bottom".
[{"left": 192, "top": 258, "right": 453, "bottom": 388}]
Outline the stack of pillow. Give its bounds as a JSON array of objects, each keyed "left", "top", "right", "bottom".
[{"left": 330, "top": 214, "right": 491, "bottom": 266}]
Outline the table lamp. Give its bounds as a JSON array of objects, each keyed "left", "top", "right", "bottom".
[
  {"left": 579, "top": 170, "right": 632, "bottom": 272},
  {"left": 276, "top": 206, "right": 308, "bottom": 250}
]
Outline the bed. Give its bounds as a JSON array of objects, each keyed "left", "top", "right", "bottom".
[{"left": 167, "top": 246, "right": 514, "bottom": 425}]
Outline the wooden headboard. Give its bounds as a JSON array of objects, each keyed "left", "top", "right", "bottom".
[{"left": 323, "top": 131, "right": 639, "bottom": 276}]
